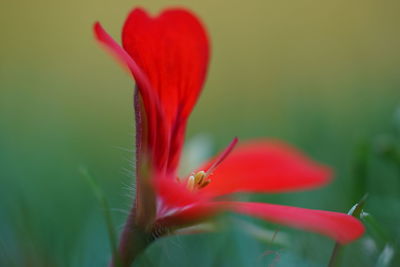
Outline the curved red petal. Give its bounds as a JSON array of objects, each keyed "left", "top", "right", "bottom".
[
  {"left": 160, "top": 201, "right": 364, "bottom": 244},
  {"left": 225, "top": 202, "right": 365, "bottom": 244},
  {"left": 95, "top": 23, "right": 142, "bottom": 82},
  {"left": 200, "top": 140, "right": 332, "bottom": 197},
  {"left": 93, "top": 22, "right": 170, "bottom": 170},
  {"left": 122, "top": 8, "right": 210, "bottom": 172}
]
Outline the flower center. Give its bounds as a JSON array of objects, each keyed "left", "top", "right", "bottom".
[{"left": 186, "top": 170, "right": 211, "bottom": 191}]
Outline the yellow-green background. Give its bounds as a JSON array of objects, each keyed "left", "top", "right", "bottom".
[{"left": 1, "top": 0, "right": 399, "bottom": 266}]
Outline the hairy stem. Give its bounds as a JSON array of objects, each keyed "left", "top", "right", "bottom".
[
  {"left": 110, "top": 205, "right": 153, "bottom": 267},
  {"left": 110, "top": 88, "right": 156, "bottom": 267}
]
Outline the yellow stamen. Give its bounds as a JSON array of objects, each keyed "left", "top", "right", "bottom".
[
  {"left": 186, "top": 170, "right": 211, "bottom": 191},
  {"left": 187, "top": 175, "right": 196, "bottom": 191},
  {"left": 194, "top": 171, "right": 206, "bottom": 184},
  {"left": 199, "top": 179, "right": 211, "bottom": 189}
]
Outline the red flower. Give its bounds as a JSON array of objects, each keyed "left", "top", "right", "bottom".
[{"left": 94, "top": 7, "right": 364, "bottom": 266}]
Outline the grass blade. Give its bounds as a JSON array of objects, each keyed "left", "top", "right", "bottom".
[{"left": 79, "top": 166, "right": 121, "bottom": 267}]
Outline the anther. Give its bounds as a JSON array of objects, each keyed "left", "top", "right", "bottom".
[
  {"left": 186, "top": 170, "right": 211, "bottom": 191},
  {"left": 187, "top": 175, "right": 195, "bottom": 191},
  {"left": 194, "top": 171, "right": 206, "bottom": 184}
]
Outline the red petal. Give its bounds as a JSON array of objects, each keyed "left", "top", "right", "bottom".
[
  {"left": 155, "top": 176, "right": 205, "bottom": 208},
  {"left": 93, "top": 22, "right": 170, "bottom": 170},
  {"left": 200, "top": 140, "right": 332, "bottom": 197},
  {"left": 122, "top": 8, "right": 210, "bottom": 172},
  {"left": 225, "top": 202, "right": 365, "bottom": 244},
  {"left": 156, "top": 201, "right": 222, "bottom": 227},
  {"left": 160, "top": 201, "right": 364, "bottom": 244},
  {"left": 94, "top": 22, "right": 150, "bottom": 89}
]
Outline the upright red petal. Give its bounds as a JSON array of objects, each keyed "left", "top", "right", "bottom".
[
  {"left": 93, "top": 22, "right": 169, "bottom": 171},
  {"left": 199, "top": 140, "right": 332, "bottom": 197},
  {"left": 122, "top": 8, "right": 210, "bottom": 173}
]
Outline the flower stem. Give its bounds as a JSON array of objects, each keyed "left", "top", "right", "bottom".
[
  {"left": 110, "top": 88, "right": 155, "bottom": 267},
  {"left": 110, "top": 204, "right": 153, "bottom": 267}
]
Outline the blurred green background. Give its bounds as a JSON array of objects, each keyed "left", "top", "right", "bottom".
[{"left": 1, "top": 0, "right": 400, "bottom": 266}]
